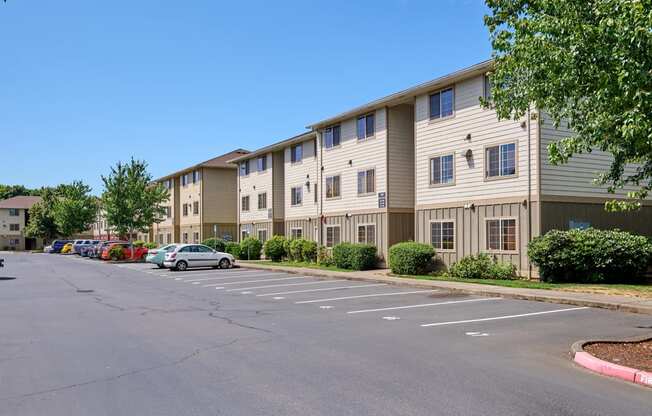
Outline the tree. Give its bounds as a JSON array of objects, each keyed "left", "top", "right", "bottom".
[
  {"left": 484, "top": 0, "right": 652, "bottom": 210},
  {"left": 101, "top": 159, "right": 168, "bottom": 257},
  {"left": 53, "top": 182, "right": 98, "bottom": 238},
  {"left": 24, "top": 188, "right": 59, "bottom": 243}
]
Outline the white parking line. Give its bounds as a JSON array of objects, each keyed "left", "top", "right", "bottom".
[
  {"left": 202, "top": 276, "right": 305, "bottom": 287},
  {"left": 346, "top": 298, "right": 500, "bottom": 314},
  {"left": 420, "top": 307, "right": 590, "bottom": 327},
  {"left": 225, "top": 280, "right": 347, "bottom": 292},
  {"left": 184, "top": 272, "right": 287, "bottom": 282},
  {"left": 295, "top": 290, "right": 439, "bottom": 304},
  {"left": 256, "top": 283, "right": 388, "bottom": 297},
  {"left": 159, "top": 270, "right": 255, "bottom": 277}
]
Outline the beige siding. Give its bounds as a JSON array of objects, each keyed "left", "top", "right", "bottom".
[
  {"left": 179, "top": 225, "right": 203, "bottom": 244},
  {"left": 322, "top": 212, "right": 388, "bottom": 262},
  {"left": 179, "top": 171, "right": 202, "bottom": 228},
  {"left": 285, "top": 218, "right": 319, "bottom": 242},
  {"left": 202, "top": 222, "right": 237, "bottom": 242},
  {"left": 284, "top": 139, "right": 319, "bottom": 220},
  {"left": 202, "top": 168, "right": 238, "bottom": 224},
  {"left": 387, "top": 212, "right": 414, "bottom": 247},
  {"left": 320, "top": 108, "right": 388, "bottom": 214},
  {"left": 239, "top": 153, "right": 274, "bottom": 223},
  {"left": 153, "top": 225, "right": 176, "bottom": 245},
  {"left": 156, "top": 177, "right": 178, "bottom": 230},
  {"left": 415, "top": 75, "right": 537, "bottom": 206},
  {"left": 240, "top": 221, "right": 273, "bottom": 241},
  {"left": 272, "top": 151, "right": 285, "bottom": 220},
  {"left": 387, "top": 104, "right": 415, "bottom": 209}
]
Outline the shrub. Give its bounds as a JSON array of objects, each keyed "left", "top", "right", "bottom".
[
  {"left": 264, "top": 235, "right": 287, "bottom": 262},
  {"left": 225, "top": 242, "right": 241, "bottom": 259},
  {"left": 301, "top": 239, "right": 318, "bottom": 263},
  {"left": 449, "top": 254, "right": 517, "bottom": 280},
  {"left": 240, "top": 237, "right": 263, "bottom": 260},
  {"left": 289, "top": 238, "right": 305, "bottom": 262},
  {"left": 202, "top": 238, "right": 226, "bottom": 252},
  {"left": 108, "top": 245, "right": 125, "bottom": 261},
  {"left": 528, "top": 228, "right": 652, "bottom": 283},
  {"left": 333, "top": 243, "right": 378, "bottom": 270},
  {"left": 144, "top": 242, "right": 158, "bottom": 249},
  {"left": 283, "top": 238, "right": 293, "bottom": 261},
  {"left": 317, "top": 245, "right": 335, "bottom": 266},
  {"left": 133, "top": 240, "right": 145, "bottom": 248},
  {"left": 388, "top": 242, "right": 435, "bottom": 275}
]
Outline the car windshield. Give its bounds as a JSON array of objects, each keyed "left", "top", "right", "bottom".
[{"left": 162, "top": 245, "right": 176, "bottom": 251}]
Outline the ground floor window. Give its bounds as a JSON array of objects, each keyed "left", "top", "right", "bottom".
[
  {"left": 291, "top": 228, "right": 303, "bottom": 239},
  {"left": 258, "top": 229, "right": 268, "bottom": 243},
  {"left": 326, "top": 225, "right": 341, "bottom": 247},
  {"left": 193, "top": 232, "right": 199, "bottom": 243},
  {"left": 241, "top": 230, "right": 250, "bottom": 241},
  {"left": 166, "top": 233, "right": 172, "bottom": 244},
  {"left": 486, "top": 218, "right": 517, "bottom": 251},
  {"left": 431, "top": 221, "right": 455, "bottom": 250},
  {"left": 9, "top": 239, "right": 19, "bottom": 246},
  {"left": 182, "top": 233, "right": 188, "bottom": 243},
  {"left": 357, "top": 224, "right": 376, "bottom": 245},
  {"left": 158, "top": 234, "right": 164, "bottom": 244}
]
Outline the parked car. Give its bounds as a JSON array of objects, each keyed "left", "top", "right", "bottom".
[
  {"left": 48, "top": 240, "right": 72, "bottom": 253},
  {"left": 72, "top": 240, "right": 93, "bottom": 255},
  {"left": 100, "top": 243, "right": 148, "bottom": 261},
  {"left": 145, "top": 244, "right": 177, "bottom": 268},
  {"left": 61, "top": 243, "right": 73, "bottom": 254},
  {"left": 88, "top": 240, "right": 123, "bottom": 259},
  {"left": 163, "top": 244, "right": 234, "bottom": 271},
  {"left": 79, "top": 240, "right": 101, "bottom": 257}
]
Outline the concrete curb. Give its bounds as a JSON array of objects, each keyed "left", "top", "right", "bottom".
[
  {"left": 570, "top": 335, "right": 652, "bottom": 388},
  {"left": 239, "top": 262, "right": 652, "bottom": 315}
]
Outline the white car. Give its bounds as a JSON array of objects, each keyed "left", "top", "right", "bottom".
[{"left": 163, "top": 244, "right": 235, "bottom": 271}]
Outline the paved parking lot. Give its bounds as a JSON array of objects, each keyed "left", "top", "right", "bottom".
[{"left": 0, "top": 253, "right": 650, "bottom": 416}]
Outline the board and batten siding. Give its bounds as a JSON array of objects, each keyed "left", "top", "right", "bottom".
[
  {"left": 284, "top": 139, "right": 319, "bottom": 220},
  {"left": 415, "top": 75, "right": 537, "bottom": 207},
  {"left": 285, "top": 218, "right": 319, "bottom": 241},
  {"left": 323, "top": 212, "right": 389, "bottom": 261},
  {"left": 387, "top": 104, "right": 415, "bottom": 209},
  {"left": 239, "top": 153, "right": 274, "bottom": 223},
  {"left": 202, "top": 168, "right": 238, "bottom": 224},
  {"left": 272, "top": 150, "right": 285, "bottom": 220},
  {"left": 320, "top": 108, "right": 388, "bottom": 214}
]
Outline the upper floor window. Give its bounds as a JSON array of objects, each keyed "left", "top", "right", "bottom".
[
  {"left": 193, "top": 201, "right": 199, "bottom": 215},
  {"left": 357, "top": 169, "right": 376, "bottom": 195},
  {"left": 241, "top": 195, "right": 250, "bottom": 212},
  {"left": 182, "top": 203, "right": 189, "bottom": 216},
  {"left": 291, "top": 144, "right": 303, "bottom": 163},
  {"left": 257, "top": 156, "right": 267, "bottom": 172},
  {"left": 486, "top": 143, "right": 516, "bottom": 178},
  {"left": 240, "top": 160, "right": 250, "bottom": 177},
  {"left": 483, "top": 74, "right": 492, "bottom": 101},
  {"left": 258, "top": 192, "right": 267, "bottom": 210},
  {"left": 9, "top": 224, "right": 19, "bottom": 231},
  {"left": 324, "top": 125, "right": 341, "bottom": 148},
  {"left": 357, "top": 224, "right": 376, "bottom": 245},
  {"left": 326, "top": 175, "right": 341, "bottom": 199},
  {"left": 431, "top": 221, "right": 455, "bottom": 250},
  {"left": 181, "top": 174, "right": 188, "bottom": 187},
  {"left": 8, "top": 208, "right": 19, "bottom": 216},
  {"left": 486, "top": 218, "right": 517, "bottom": 251},
  {"left": 291, "top": 186, "right": 303, "bottom": 206},
  {"left": 429, "top": 87, "right": 454, "bottom": 119},
  {"left": 357, "top": 114, "right": 375, "bottom": 140},
  {"left": 430, "top": 154, "right": 454, "bottom": 185},
  {"left": 192, "top": 170, "right": 201, "bottom": 183},
  {"left": 166, "top": 206, "right": 172, "bottom": 218},
  {"left": 164, "top": 179, "right": 173, "bottom": 190}
]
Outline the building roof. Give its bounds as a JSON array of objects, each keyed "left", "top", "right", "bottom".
[
  {"left": 0, "top": 195, "right": 42, "bottom": 209},
  {"left": 227, "top": 131, "right": 316, "bottom": 164},
  {"left": 154, "top": 148, "right": 250, "bottom": 182},
  {"left": 307, "top": 59, "right": 493, "bottom": 129}
]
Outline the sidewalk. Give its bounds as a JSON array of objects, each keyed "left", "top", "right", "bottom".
[{"left": 239, "top": 261, "right": 652, "bottom": 315}]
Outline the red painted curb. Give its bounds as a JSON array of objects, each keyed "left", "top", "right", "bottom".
[{"left": 574, "top": 351, "right": 651, "bottom": 388}]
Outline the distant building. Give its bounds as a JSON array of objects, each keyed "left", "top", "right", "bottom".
[{"left": 0, "top": 196, "right": 43, "bottom": 251}]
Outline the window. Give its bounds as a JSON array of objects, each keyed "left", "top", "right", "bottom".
[
  {"left": 258, "top": 192, "right": 267, "bottom": 210},
  {"left": 181, "top": 174, "right": 188, "bottom": 187},
  {"left": 182, "top": 204, "right": 189, "bottom": 216},
  {"left": 483, "top": 73, "right": 492, "bottom": 101},
  {"left": 8, "top": 208, "right": 19, "bottom": 216},
  {"left": 431, "top": 221, "right": 455, "bottom": 250},
  {"left": 240, "top": 160, "right": 250, "bottom": 176},
  {"left": 486, "top": 143, "right": 516, "bottom": 178},
  {"left": 324, "top": 125, "right": 341, "bottom": 148},
  {"left": 357, "top": 224, "right": 376, "bottom": 244},
  {"left": 9, "top": 224, "right": 19, "bottom": 231},
  {"left": 357, "top": 169, "right": 375, "bottom": 195},
  {"left": 193, "top": 201, "right": 199, "bottom": 215},
  {"left": 356, "top": 114, "right": 375, "bottom": 140},
  {"left": 166, "top": 233, "right": 171, "bottom": 244},
  {"left": 258, "top": 229, "right": 268, "bottom": 243},
  {"left": 241, "top": 195, "right": 250, "bottom": 212},
  {"left": 158, "top": 234, "right": 164, "bottom": 244},
  {"left": 429, "top": 87, "right": 454, "bottom": 119},
  {"left": 291, "top": 144, "right": 303, "bottom": 163},
  {"left": 193, "top": 232, "right": 199, "bottom": 243},
  {"left": 326, "top": 226, "right": 341, "bottom": 248},
  {"left": 241, "top": 230, "right": 249, "bottom": 241},
  {"left": 486, "top": 218, "right": 517, "bottom": 251},
  {"left": 166, "top": 206, "right": 172, "bottom": 218},
  {"left": 182, "top": 233, "right": 188, "bottom": 243},
  {"left": 326, "top": 175, "right": 341, "bottom": 199},
  {"left": 291, "top": 228, "right": 303, "bottom": 239},
  {"left": 291, "top": 186, "right": 302, "bottom": 206},
  {"left": 9, "top": 239, "right": 19, "bottom": 246},
  {"left": 192, "top": 170, "right": 201, "bottom": 183},
  {"left": 257, "top": 156, "right": 267, "bottom": 172},
  {"left": 430, "top": 154, "right": 454, "bottom": 185}
]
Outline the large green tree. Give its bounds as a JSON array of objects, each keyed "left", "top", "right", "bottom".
[
  {"left": 53, "top": 182, "right": 98, "bottom": 238},
  {"left": 0, "top": 184, "right": 46, "bottom": 201},
  {"left": 24, "top": 188, "right": 59, "bottom": 243},
  {"left": 101, "top": 159, "right": 168, "bottom": 255},
  {"left": 484, "top": 0, "right": 652, "bottom": 210}
]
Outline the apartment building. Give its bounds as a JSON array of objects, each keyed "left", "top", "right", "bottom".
[
  {"left": 283, "top": 133, "right": 319, "bottom": 240},
  {"left": 0, "top": 196, "right": 43, "bottom": 250},
  {"left": 153, "top": 149, "right": 248, "bottom": 245}
]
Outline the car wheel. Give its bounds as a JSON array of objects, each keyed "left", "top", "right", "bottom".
[
  {"left": 176, "top": 261, "right": 188, "bottom": 272},
  {"left": 157, "top": 264, "right": 165, "bottom": 269},
  {"left": 219, "top": 258, "right": 231, "bottom": 269}
]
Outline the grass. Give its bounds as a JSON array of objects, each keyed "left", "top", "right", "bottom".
[
  {"left": 400, "top": 274, "right": 652, "bottom": 298},
  {"left": 245, "top": 260, "right": 353, "bottom": 273}
]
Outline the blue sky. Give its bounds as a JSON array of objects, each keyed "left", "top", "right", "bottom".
[{"left": 1, "top": 0, "right": 491, "bottom": 194}]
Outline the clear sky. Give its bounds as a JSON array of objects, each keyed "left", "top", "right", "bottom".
[{"left": 1, "top": 0, "right": 492, "bottom": 194}]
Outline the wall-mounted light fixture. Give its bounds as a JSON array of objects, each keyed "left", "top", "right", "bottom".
[
  {"left": 305, "top": 181, "right": 311, "bottom": 190},
  {"left": 463, "top": 203, "right": 475, "bottom": 210},
  {"left": 464, "top": 149, "right": 473, "bottom": 160},
  {"left": 345, "top": 213, "right": 352, "bottom": 219},
  {"left": 465, "top": 133, "right": 472, "bottom": 141},
  {"left": 521, "top": 121, "right": 527, "bottom": 129},
  {"left": 348, "top": 160, "right": 353, "bottom": 166}
]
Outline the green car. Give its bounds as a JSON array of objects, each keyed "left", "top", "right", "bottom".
[{"left": 145, "top": 244, "right": 177, "bottom": 268}]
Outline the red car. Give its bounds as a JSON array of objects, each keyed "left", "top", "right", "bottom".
[{"left": 101, "top": 243, "right": 148, "bottom": 261}]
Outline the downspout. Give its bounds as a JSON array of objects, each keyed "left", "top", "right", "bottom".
[
  {"left": 527, "top": 108, "right": 532, "bottom": 279},
  {"left": 318, "top": 130, "right": 324, "bottom": 247}
]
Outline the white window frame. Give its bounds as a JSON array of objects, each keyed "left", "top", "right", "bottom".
[
  {"left": 291, "top": 186, "right": 303, "bottom": 206},
  {"left": 429, "top": 86, "right": 455, "bottom": 120},
  {"left": 485, "top": 142, "right": 518, "bottom": 180},
  {"left": 325, "top": 225, "right": 341, "bottom": 248},
  {"left": 182, "top": 203, "right": 189, "bottom": 217},
  {"left": 290, "top": 228, "right": 303, "bottom": 239},
  {"left": 357, "top": 168, "right": 376, "bottom": 196},
  {"left": 356, "top": 113, "right": 375, "bottom": 140},
  {"left": 429, "top": 153, "right": 455, "bottom": 186},
  {"left": 485, "top": 217, "right": 518, "bottom": 253},
  {"left": 258, "top": 192, "right": 267, "bottom": 210},
  {"left": 9, "top": 223, "right": 20, "bottom": 231},
  {"left": 357, "top": 224, "right": 376, "bottom": 245},
  {"left": 291, "top": 144, "right": 303, "bottom": 164},
  {"left": 483, "top": 73, "right": 492, "bottom": 102},
  {"left": 257, "top": 156, "right": 267, "bottom": 172},
  {"left": 182, "top": 233, "right": 188, "bottom": 243},
  {"left": 324, "top": 125, "right": 341, "bottom": 149},
  {"left": 241, "top": 195, "right": 250, "bottom": 212},
  {"left": 257, "top": 229, "right": 268, "bottom": 243},
  {"left": 325, "top": 175, "right": 341, "bottom": 199},
  {"left": 193, "top": 201, "right": 199, "bottom": 215},
  {"left": 240, "top": 160, "right": 250, "bottom": 177},
  {"left": 430, "top": 220, "right": 456, "bottom": 251}
]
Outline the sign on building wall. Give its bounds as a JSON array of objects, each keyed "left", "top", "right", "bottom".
[{"left": 378, "top": 192, "right": 386, "bottom": 209}]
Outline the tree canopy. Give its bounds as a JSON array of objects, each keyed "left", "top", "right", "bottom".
[
  {"left": 484, "top": 0, "right": 652, "bottom": 210},
  {"left": 24, "top": 188, "right": 59, "bottom": 242}
]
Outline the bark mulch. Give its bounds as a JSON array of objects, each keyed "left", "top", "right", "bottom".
[{"left": 584, "top": 340, "right": 652, "bottom": 372}]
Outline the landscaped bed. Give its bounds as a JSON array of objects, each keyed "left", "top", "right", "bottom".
[
  {"left": 251, "top": 260, "right": 353, "bottom": 273},
  {"left": 584, "top": 340, "right": 652, "bottom": 372}
]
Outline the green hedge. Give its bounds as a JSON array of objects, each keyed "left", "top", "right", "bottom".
[
  {"left": 332, "top": 243, "right": 377, "bottom": 270},
  {"left": 240, "top": 237, "right": 263, "bottom": 260},
  {"left": 108, "top": 246, "right": 125, "bottom": 261},
  {"left": 225, "top": 242, "right": 241, "bottom": 259},
  {"left": 449, "top": 254, "right": 517, "bottom": 280},
  {"left": 301, "top": 240, "right": 318, "bottom": 262},
  {"left": 528, "top": 228, "right": 652, "bottom": 283},
  {"left": 288, "top": 239, "right": 304, "bottom": 262},
  {"left": 202, "top": 238, "right": 226, "bottom": 252},
  {"left": 133, "top": 240, "right": 145, "bottom": 248},
  {"left": 388, "top": 242, "right": 435, "bottom": 275},
  {"left": 264, "top": 235, "right": 287, "bottom": 262},
  {"left": 144, "top": 242, "right": 158, "bottom": 249}
]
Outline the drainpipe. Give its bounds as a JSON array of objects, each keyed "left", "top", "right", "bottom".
[
  {"left": 527, "top": 108, "right": 532, "bottom": 279},
  {"left": 318, "top": 130, "right": 324, "bottom": 247}
]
